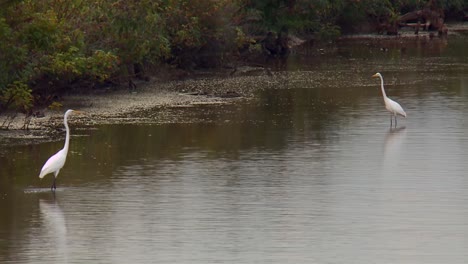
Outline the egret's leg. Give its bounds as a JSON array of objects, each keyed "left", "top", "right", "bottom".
[
  {"left": 51, "top": 177, "right": 56, "bottom": 191},
  {"left": 51, "top": 170, "right": 59, "bottom": 191},
  {"left": 390, "top": 115, "right": 393, "bottom": 127},
  {"left": 395, "top": 116, "right": 397, "bottom": 127}
]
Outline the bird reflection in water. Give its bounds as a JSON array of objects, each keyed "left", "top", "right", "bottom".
[
  {"left": 383, "top": 126, "right": 407, "bottom": 170},
  {"left": 39, "top": 196, "right": 69, "bottom": 263}
]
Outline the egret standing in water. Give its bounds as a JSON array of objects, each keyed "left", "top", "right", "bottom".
[
  {"left": 39, "top": 109, "right": 82, "bottom": 190},
  {"left": 372, "top": 73, "right": 406, "bottom": 127}
]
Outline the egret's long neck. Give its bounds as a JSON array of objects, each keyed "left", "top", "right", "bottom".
[
  {"left": 379, "top": 75, "right": 387, "bottom": 99},
  {"left": 63, "top": 114, "right": 70, "bottom": 152}
]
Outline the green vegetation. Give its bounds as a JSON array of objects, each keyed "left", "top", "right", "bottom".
[{"left": 0, "top": 0, "right": 467, "bottom": 113}]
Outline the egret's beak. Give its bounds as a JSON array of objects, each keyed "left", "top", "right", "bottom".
[
  {"left": 371, "top": 73, "right": 379, "bottom": 78},
  {"left": 73, "top": 110, "right": 85, "bottom": 115}
]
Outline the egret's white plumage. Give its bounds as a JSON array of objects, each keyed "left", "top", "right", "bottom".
[
  {"left": 39, "top": 109, "right": 79, "bottom": 190},
  {"left": 372, "top": 73, "right": 406, "bottom": 127}
]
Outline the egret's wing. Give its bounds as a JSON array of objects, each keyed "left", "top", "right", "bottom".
[
  {"left": 387, "top": 97, "right": 406, "bottom": 117},
  {"left": 39, "top": 150, "right": 67, "bottom": 178}
]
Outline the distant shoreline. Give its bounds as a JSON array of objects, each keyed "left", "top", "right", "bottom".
[{"left": 1, "top": 24, "right": 467, "bottom": 145}]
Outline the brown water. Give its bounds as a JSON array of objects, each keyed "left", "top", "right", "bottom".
[{"left": 1, "top": 34, "right": 468, "bottom": 263}]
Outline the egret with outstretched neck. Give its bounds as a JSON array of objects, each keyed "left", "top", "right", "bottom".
[
  {"left": 39, "top": 109, "right": 82, "bottom": 190},
  {"left": 372, "top": 73, "right": 406, "bottom": 127}
]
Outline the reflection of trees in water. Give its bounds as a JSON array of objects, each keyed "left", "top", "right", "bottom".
[
  {"left": 0, "top": 194, "right": 38, "bottom": 262},
  {"left": 68, "top": 86, "right": 352, "bottom": 181},
  {"left": 461, "top": 78, "right": 468, "bottom": 96},
  {"left": 68, "top": 77, "right": 393, "bottom": 182}
]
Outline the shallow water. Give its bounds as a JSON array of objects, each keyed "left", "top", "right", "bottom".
[{"left": 1, "top": 35, "right": 468, "bottom": 263}]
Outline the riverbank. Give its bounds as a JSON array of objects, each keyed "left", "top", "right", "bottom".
[
  {"left": 1, "top": 23, "right": 467, "bottom": 145},
  {"left": 0, "top": 67, "right": 279, "bottom": 145}
]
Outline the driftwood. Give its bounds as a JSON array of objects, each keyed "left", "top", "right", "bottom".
[
  {"left": 378, "top": 0, "right": 448, "bottom": 36},
  {"left": 260, "top": 28, "right": 290, "bottom": 69},
  {"left": 398, "top": 8, "right": 447, "bottom": 36}
]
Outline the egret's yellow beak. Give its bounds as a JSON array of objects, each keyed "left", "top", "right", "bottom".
[
  {"left": 371, "top": 73, "right": 379, "bottom": 78},
  {"left": 73, "top": 110, "right": 85, "bottom": 115}
]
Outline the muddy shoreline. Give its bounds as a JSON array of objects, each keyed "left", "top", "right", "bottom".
[{"left": 0, "top": 68, "right": 278, "bottom": 145}]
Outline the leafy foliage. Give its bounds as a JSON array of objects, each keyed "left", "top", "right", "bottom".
[
  {"left": 41, "top": 47, "right": 118, "bottom": 83},
  {"left": 0, "top": 81, "right": 33, "bottom": 112},
  {"left": 0, "top": 0, "right": 467, "bottom": 112}
]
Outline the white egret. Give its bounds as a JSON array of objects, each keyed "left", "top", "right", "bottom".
[
  {"left": 39, "top": 109, "right": 82, "bottom": 190},
  {"left": 372, "top": 73, "right": 406, "bottom": 127}
]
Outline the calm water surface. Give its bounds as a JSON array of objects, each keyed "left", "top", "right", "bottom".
[{"left": 1, "top": 35, "right": 468, "bottom": 263}]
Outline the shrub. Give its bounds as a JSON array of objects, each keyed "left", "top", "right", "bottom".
[{"left": 0, "top": 81, "right": 33, "bottom": 112}]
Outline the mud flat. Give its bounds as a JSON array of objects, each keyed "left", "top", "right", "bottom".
[{"left": 0, "top": 71, "right": 278, "bottom": 145}]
